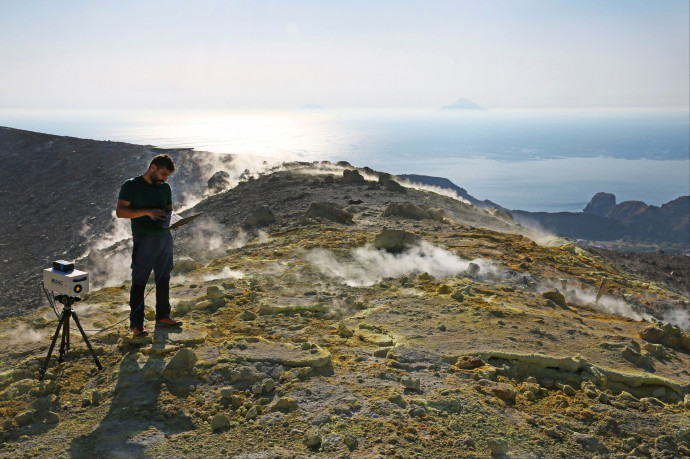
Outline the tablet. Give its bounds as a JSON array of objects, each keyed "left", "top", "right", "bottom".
[{"left": 166, "top": 213, "right": 203, "bottom": 230}]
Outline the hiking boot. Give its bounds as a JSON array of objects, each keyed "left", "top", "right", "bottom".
[
  {"left": 156, "top": 316, "right": 182, "bottom": 328},
  {"left": 131, "top": 325, "right": 149, "bottom": 337}
]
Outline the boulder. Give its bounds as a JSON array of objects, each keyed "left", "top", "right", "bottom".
[
  {"left": 488, "top": 437, "right": 509, "bottom": 456},
  {"left": 171, "top": 257, "right": 198, "bottom": 275},
  {"left": 465, "top": 263, "right": 480, "bottom": 277},
  {"left": 211, "top": 414, "right": 230, "bottom": 431},
  {"left": 342, "top": 169, "right": 365, "bottom": 184},
  {"left": 542, "top": 290, "right": 567, "bottom": 307},
  {"left": 207, "top": 170, "right": 231, "bottom": 193},
  {"left": 356, "top": 329, "right": 394, "bottom": 347},
  {"left": 163, "top": 348, "right": 198, "bottom": 376},
  {"left": 337, "top": 322, "right": 354, "bottom": 338},
  {"left": 451, "top": 290, "right": 465, "bottom": 302},
  {"left": 639, "top": 325, "right": 665, "bottom": 342},
  {"left": 304, "top": 202, "right": 353, "bottom": 224},
  {"left": 456, "top": 356, "right": 484, "bottom": 369},
  {"left": 45, "top": 411, "right": 60, "bottom": 424},
  {"left": 378, "top": 173, "right": 406, "bottom": 193},
  {"left": 243, "top": 205, "right": 276, "bottom": 228},
  {"left": 271, "top": 397, "right": 299, "bottom": 413},
  {"left": 236, "top": 310, "right": 257, "bottom": 321},
  {"left": 91, "top": 390, "right": 103, "bottom": 405},
  {"left": 15, "top": 410, "right": 35, "bottom": 426},
  {"left": 437, "top": 284, "right": 453, "bottom": 294},
  {"left": 401, "top": 377, "right": 421, "bottom": 391},
  {"left": 382, "top": 202, "right": 429, "bottom": 220},
  {"left": 572, "top": 433, "right": 609, "bottom": 454},
  {"left": 378, "top": 173, "right": 393, "bottom": 185},
  {"left": 384, "top": 180, "right": 406, "bottom": 193},
  {"left": 304, "top": 427, "right": 322, "bottom": 447},
  {"left": 373, "top": 228, "right": 421, "bottom": 253},
  {"left": 427, "top": 208, "right": 445, "bottom": 222}
]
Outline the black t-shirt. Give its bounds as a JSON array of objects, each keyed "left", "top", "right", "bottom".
[{"left": 118, "top": 176, "right": 172, "bottom": 237}]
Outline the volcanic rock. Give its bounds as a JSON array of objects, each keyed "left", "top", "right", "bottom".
[
  {"left": 427, "top": 208, "right": 445, "bottom": 222},
  {"left": 171, "top": 256, "right": 198, "bottom": 275},
  {"left": 373, "top": 228, "right": 420, "bottom": 253},
  {"left": 45, "top": 411, "right": 60, "bottom": 424},
  {"left": 401, "top": 376, "right": 421, "bottom": 391},
  {"left": 14, "top": 410, "right": 34, "bottom": 427},
  {"left": 456, "top": 356, "right": 484, "bottom": 369},
  {"left": 163, "top": 348, "right": 198, "bottom": 375},
  {"left": 572, "top": 433, "right": 609, "bottom": 454},
  {"left": 488, "top": 437, "right": 509, "bottom": 456},
  {"left": 304, "top": 202, "right": 353, "bottom": 224},
  {"left": 207, "top": 170, "right": 231, "bottom": 193},
  {"left": 211, "top": 414, "right": 231, "bottom": 431},
  {"left": 542, "top": 290, "right": 567, "bottom": 307},
  {"left": 243, "top": 205, "right": 276, "bottom": 228},
  {"left": 466, "top": 262, "right": 480, "bottom": 277},
  {"left": 303, "top": 427, "right": 322, "bottom": 447},
  {"left": 382, "top": 202, "right": 430, "bottom": 220},
  {"left": 342, "top": 169, "right": 365, "bottom": 184}
]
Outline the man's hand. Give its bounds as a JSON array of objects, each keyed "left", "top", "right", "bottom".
[
  {"left": 116, "top": 199, "right": 168, "bottom": 220},
  {"left": 148, "top": 208, "right": 166, "bottom": 220}
]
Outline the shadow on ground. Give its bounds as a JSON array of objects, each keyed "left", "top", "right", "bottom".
[{"left": 68, "top": 327, "right": 194, "bottom": 457}]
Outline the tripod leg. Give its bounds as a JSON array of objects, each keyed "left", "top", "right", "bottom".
[
  {"left": 38, "top": 312, "right": 66, "bottom": 381},
  {"left": 58, "top": 312, "right": 69, "bottom": 363},
  {"left": 71, "top": 311, "right": 103, "bottom": 371},
  {"left": 65, "top": 311, "right": 71, "bottom": 351}
]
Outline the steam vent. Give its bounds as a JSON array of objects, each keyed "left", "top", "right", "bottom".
[{"left": 0, "top": 149, "right": 688, "bottom": 457}]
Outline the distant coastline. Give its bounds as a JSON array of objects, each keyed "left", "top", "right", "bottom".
[{"left": 0, "top": 108, "right": 687, "bottom": 213}]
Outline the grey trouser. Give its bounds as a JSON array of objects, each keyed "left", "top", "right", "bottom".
[{"left": 129, "top": 233, "right": 173, "bottom": 328}]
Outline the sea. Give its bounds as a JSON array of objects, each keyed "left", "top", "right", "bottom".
[{"left": 1, "top": 108, "right": 688, "bottom": 212}]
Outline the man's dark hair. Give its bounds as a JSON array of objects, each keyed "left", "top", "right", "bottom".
[{"left": 150, "top": 154, "right": 176, "bottom": 172}]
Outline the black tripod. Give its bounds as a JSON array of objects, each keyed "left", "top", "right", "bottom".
[{"left": 38, "top": 295, "right": 103, "bottom": 381}]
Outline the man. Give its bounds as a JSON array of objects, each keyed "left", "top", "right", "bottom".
[{"left": 116, "top": 154, "right": 183, "bottom": 337}]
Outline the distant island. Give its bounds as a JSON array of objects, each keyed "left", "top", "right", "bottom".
[
  {"left": 440, "top": 98, "right": 485, "bottom": 110},
  {"left": 299, "top": 104, "right": 324, "bottom": 110}
]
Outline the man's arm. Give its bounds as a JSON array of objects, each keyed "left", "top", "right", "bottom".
[{"left": 116, "top": 199, "right": 167, "bottom": 220}]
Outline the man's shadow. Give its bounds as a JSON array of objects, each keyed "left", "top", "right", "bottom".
[{"left": 68, "top": 327, "right": 194, "bottom": 457}]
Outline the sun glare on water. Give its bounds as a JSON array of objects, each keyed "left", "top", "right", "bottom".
[{"left": 127, "top": 110, "right": 340, "bottom": 161}]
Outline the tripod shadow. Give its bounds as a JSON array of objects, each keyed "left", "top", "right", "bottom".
[{"left": 68, "top": 327, "right": 194, "bottom": 458}]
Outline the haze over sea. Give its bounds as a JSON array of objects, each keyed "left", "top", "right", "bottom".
[{"left": 1, "top": 108, "right": 688, "bottom": 212}]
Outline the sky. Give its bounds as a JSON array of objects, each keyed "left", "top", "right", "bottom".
[{"left": 0, "top": 0, "right": 688, "bottom": 110}]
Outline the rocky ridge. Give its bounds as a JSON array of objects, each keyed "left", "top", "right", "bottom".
[{"left": 0, "top": 128, "right": 688, "bottom": 457}]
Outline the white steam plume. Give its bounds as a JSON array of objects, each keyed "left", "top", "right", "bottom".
[
  {"left": 89, "top": 249, "right": 132, "bottom": 289},
  {"left": 202, "top": 267, "right": 244, "bottom": 282},
  {"left": 174, "top": 266, "right": 244, "bottom": 284},
  {"left": 94, "top": 212, "right": 132, "bottom": 250},
  {"left": 306, "top": 241, "right": 494, "bottom": 287},
  {"left": 661, "top": 308, "right": 690, "bottom": 332},
  {"left": 177, "top": 152, "right": 278, "bottom": 210},
  {"left": 229, "top": 229, "right": 269, "bottom": 249},
  {"left": 5, "top": 323, "right": 45, "bottom": 346},
  {"left": 396, "top": 179, "right": 471, "bottom": 205},
  {"left": 182, "top": 217, "right": 227, "bottom": 253},
  {"left": 541, "top": 279, "right": 657, "bottom": 323}
]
